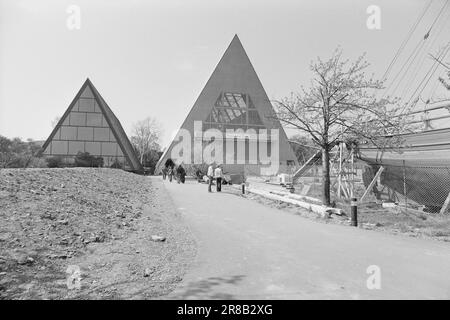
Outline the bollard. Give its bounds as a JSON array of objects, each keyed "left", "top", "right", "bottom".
[
  {"left": 351, "top": 197, "right": 358, "bottom": 227},
  {"left": 242, "top": 183, "right": 245, "bottom": 194},
  {"left": 287, "top": 184, "right": 295, "bottom": 194}
]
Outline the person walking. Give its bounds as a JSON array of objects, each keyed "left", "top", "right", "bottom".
[
  {"left": 176, "top": 165, "right": 186, "bottom": 184},
  {"left": 175, "top": 165, "right": 180, "bottom": 183},
  {"left": 179, "top": 165, "right": 186, "bottom": 183},
  {"left": 168, "top": 166, "right": 174, "bottom": 182},
  {"left": 207, "top": 163, "right": 214, "bottom": 192},
  {"left": 214, "top": 165, "right": 224, "bottom": 192}
]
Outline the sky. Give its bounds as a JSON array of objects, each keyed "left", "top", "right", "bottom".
[{"left": 0, "top": 0, "right": 449, "bottom": 148}]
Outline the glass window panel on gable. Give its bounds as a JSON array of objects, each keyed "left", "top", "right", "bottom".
[
  {"left": 215, "top": 93, "right": 227, "bottom": 107},
  {"left": 235, "top": 95, "right": 247, "bottom": 108},
  {"left": 248, "top": 110, "right": 264, "bottom": 126},
  {"left": 225, "top": 94, "right": 238, "bottom": 108},
  {"left": 234, "top": 94, "right": 245, "bottom": 108},
  {"left": 217, "top": 109, "right": 228, "bottom": 123},
  {"left": 232, "top": 109, "right": 245, "bottom": 124},
  {"left": 205, "top": 92, "right": 264, "bottom": 130},
  {"left": 225, "top": 108, "right": 237, "bottom": 122}
]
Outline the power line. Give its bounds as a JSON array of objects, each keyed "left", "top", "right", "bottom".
[
  {"left": 385, "top": 40, "right": 425, "bottom": 97},
  {"left": 384, "top": 0, "right": 449, "bottom": 98},
  {"left": 406, "top": 43, "right": 450, "bottom": 106},
  {"left": 389, "top": 40, "right": 427, "bottom": 96},
  {"left": 381, "top": 0, "right": 433, "bottom": 82},
  {"left": 400, "top": 7, "right": 450, "bottom": 98},
  {"left": 429, "top": 0, "right": 449, "bottom": 30}
]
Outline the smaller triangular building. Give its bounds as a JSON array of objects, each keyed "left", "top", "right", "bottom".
[
  {"left": 156, "top": 35, "right": 298, "bottom": 174},
  {"left": 41, "top": 79, "right": 143, "bottom": 172}
]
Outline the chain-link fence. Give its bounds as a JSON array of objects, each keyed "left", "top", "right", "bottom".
[
  {"left": 185, "top": 154, "right": 450, "bottom": 214},
  {"left": 279, "top": 159, "right": 450, "bottom": 214},
  {"left": 361, "top": 163, "right": 450, "bottom": 213}
]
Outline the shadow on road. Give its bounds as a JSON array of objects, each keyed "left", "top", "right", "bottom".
[{"left": 172, "top": 275, "right": 246, "bottom": 299}]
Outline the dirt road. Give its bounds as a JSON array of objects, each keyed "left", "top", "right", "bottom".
[{"left": 162, "top": 179, "right": 450, "bottom": 299}]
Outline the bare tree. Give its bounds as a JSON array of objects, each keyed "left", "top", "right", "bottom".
[
  {"left": 273, "top": 48, "right": 412, "bottom": 205},
  {"left": 130, "top": 117, "right": 162, "bottom": 166},
  {"left": 51, "top": 116, "right": 61, "bottom": 128},
  {"left": 289, "top": 134, "right": 318, "bottom": 164}
]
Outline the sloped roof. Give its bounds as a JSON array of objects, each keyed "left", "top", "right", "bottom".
[
  {"left": 41, "top": 78, "right": 143, "bottom": 173},
  {"left": 156, "top": 34, "right": 298, "bottom": 171}
]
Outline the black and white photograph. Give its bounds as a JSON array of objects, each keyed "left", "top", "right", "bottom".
[{"left": 1, "top": 0, "right": 450, "bottom": 305}]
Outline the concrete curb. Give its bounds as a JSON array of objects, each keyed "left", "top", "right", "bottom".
[{"left": 237, "top": 185, "right": 343, "bottom": 217}]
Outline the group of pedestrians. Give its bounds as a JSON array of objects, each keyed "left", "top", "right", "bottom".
[
  {"left": 161, "top": 162, "right": 225, "bottom": 193},
  {"left": 162, "top": 164, "right": 186, "bottom": 184},
  {"left": 207, "top": 163, "right": 224, "bottom": 193}
]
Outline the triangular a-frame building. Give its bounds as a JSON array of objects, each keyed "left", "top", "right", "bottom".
[
  {"left": 156, "top": 35, "right": 298, "bottom": 174},
  {"left": 41, "top": 79, "right": 143, "bottom": 172}
]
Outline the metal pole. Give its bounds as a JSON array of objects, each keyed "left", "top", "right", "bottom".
[
  {"left": 351, "top": 197, "right": 358, "bottom": 227},
  {"left": 351, "top": 148, "right": 355, "bottom": 198},
  {"left": 338, "top": 142, "right": 343, "bottom": 198},
  {"left": 403, "top": 160, "right": 407, "bottom": 210}
]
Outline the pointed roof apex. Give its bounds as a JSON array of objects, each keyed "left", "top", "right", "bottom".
[
  {"left": 231, "top": 34, "right": 242, "bottom": 44},
  {"left": 82, "top": 78, "right": 93, "bottom": 88},
  {"left": 83, "top": 78, "right": 101, "bottom": 93},
  {"left": 223, "top": 34, "right": 246, "bottom": 57}
]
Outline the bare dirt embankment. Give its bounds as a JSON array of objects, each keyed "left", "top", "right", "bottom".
[{"left": 0, "top": 168, "right": 195, "bottom": 299}]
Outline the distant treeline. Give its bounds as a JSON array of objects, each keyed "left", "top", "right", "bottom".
[
  {"left": 0, "top": 136, "right": 46, "bottom": 168},
  {"left": 0, "top": 135, "right": 162, "bottom": 173}
]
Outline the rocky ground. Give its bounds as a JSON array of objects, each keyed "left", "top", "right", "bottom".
[{"left": 0, "top": 168, "right": 195, "bottom": 299}]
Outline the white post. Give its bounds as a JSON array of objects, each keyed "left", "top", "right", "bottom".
[
  {"left": 360, "top": 166, "right": 384, "bottom": 203},
  {"left": 440, "top": 191, "right": 450, "bottom": 215},
  {"left": 337, "top": 142, "right": 343, "bottom": 198},
  {"left": 350, "top": 148, "right": 354, "bottom": 198}
]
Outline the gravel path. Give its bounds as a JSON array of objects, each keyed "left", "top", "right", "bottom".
[{"left": 164, "top": 180, "right": 450, "bottom": 299}]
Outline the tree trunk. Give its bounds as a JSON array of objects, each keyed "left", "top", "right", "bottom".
[
  {"left": 322, "top": 146, "right": 331, "bottom": 206},
  {"left": 140, "top": 145, "right": 145, "bottom": 166}
]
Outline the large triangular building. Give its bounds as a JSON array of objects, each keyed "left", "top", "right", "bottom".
[
  {"left": 156, "top": 35, "right": 298, "bottom": 175},
  {"left": 40, "top": 79, "right": 143, "bottom": 172}
]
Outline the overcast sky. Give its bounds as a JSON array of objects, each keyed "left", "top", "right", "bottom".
[{"left": 0, "top": 0, "right": 448, "bottom": 147}]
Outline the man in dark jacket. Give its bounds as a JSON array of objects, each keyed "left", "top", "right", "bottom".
[{"left": 177, "top": 165, "right": 186, "bottom": 184}]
